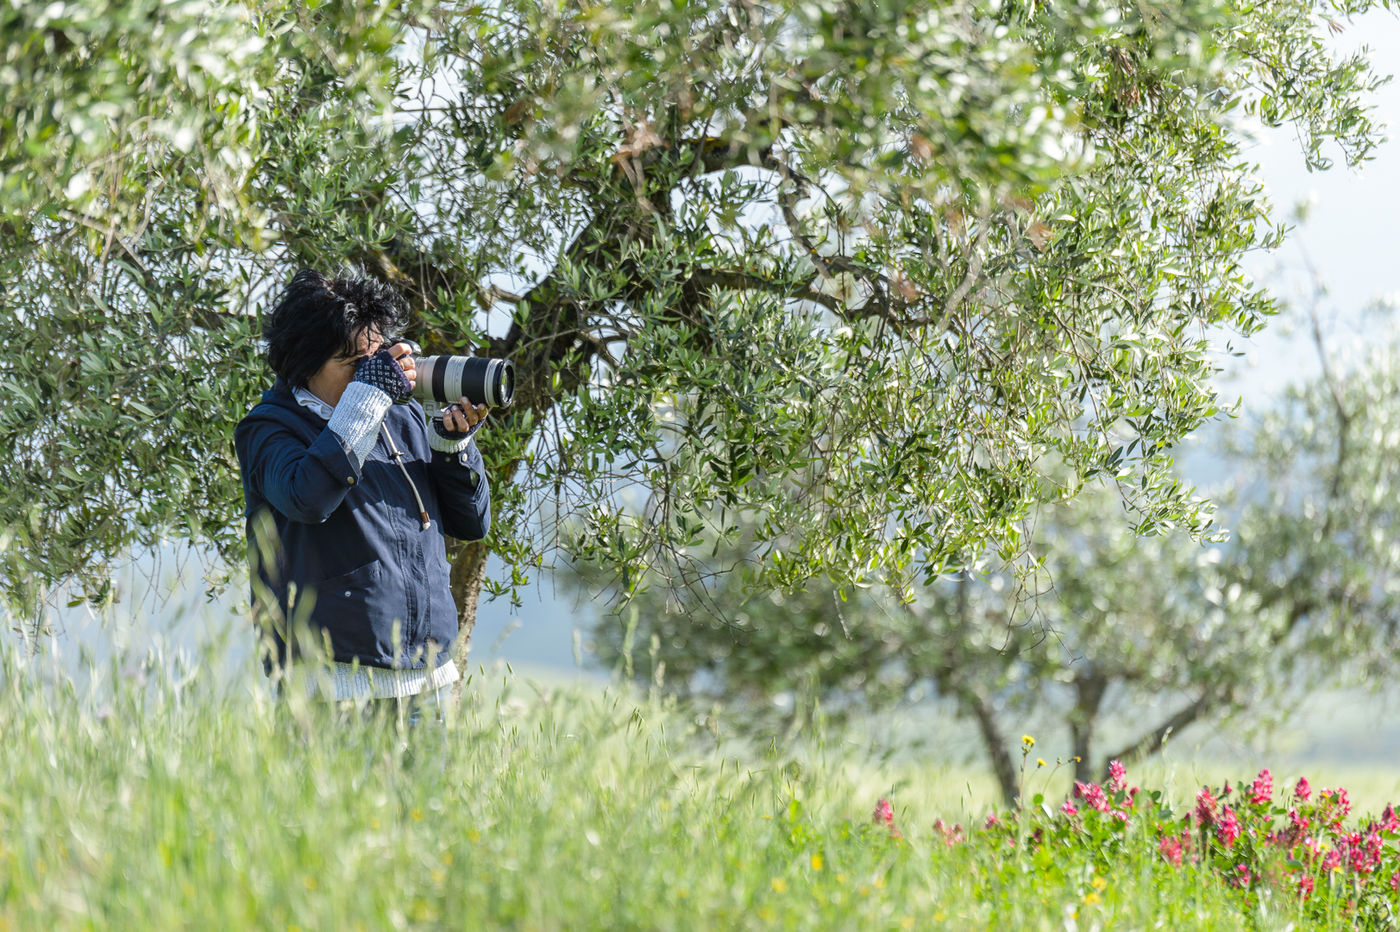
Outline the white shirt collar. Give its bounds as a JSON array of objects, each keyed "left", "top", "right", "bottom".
[{"left": 292, "top": 385, "right": 334, "bottom": 420}]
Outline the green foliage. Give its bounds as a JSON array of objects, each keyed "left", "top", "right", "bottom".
[
  {"left": 1, "top": 0, "right": 1396, "bottom": 625},
  {"left": 0, "top": 0, "right": 408, "bottom": 233},
  {"left": 576, "top": 330, "right": 1400, "bottom": 806},
  {"left": 1221, "top": 336, "right": 1400, "bottom": 682}
]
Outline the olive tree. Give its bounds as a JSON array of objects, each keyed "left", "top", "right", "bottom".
[
  {"left": 1, "top": 0, "right": 1395, "bottom": 666},
  {"left": 575, "top": 325, "right": 1400, "bottom": 807}
]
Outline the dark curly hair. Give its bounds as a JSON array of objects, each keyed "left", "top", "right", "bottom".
[{"left": 262, "top": 268, "right": 409, "bottom": 388}]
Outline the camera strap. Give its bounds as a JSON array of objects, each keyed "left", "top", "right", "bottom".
[{"left": 379, "top": 424, "right": 432, "bottom": 531}]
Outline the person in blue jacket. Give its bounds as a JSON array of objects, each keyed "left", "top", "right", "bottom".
[{"left": 234, "top": 268, "right": 491, "bottom": 721}]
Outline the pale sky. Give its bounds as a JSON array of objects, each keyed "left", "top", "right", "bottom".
[{"left": 1227, "top": 7, "right": 1400, "bottom": 405}]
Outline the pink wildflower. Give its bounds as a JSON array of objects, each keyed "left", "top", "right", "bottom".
[
  {"left": 984, "top": 813, "right": 999, "bottom": 830},
  {"left": 1110, "top": 809, "right": 1128, "bottom": 825},
  {"left": 875, "top": 798, "right": 905, "bottom": 840},
  {"left": 1248, "top": 768, "right": 1273, "bottom": 805},
  {"left": 1367, "top": 831, "right": 1384, "bottom": 869},
  {"left": 1323, "top": 849, "right": 1343, "bottom": 872},
  {"left": 1107, "top": 759, "right": 1127, "bottom": 793},
  {"left": 1341, "top": 831, "right": 1383, "bottom": 875},
  {"left": 1074, "top": 781, "right": 1110, "bottom": 813},
  {"left": 1159, "top": 835, "right": 1184, "bottom": 866},
  {"left": 1060, "top": 800, "right": 1079, "bottom": 818},
  {"left": 1299, "top": 875, "right": 1316, "bottom": 898},
  {"left": 1391, "top": 872, "right": 1400, "bottom": 892},
  {"left": 1318, "top": 787, "right": 1352, "bottom": 827},
  {"left": 1195, "top": 787, "right": 1220, "bottom": 829},
  {"left": 1381, "top": 804, "right": 1400, "bottom": 835},
  {"left": 1273, "top": 809, "right": 1309, "bottom": 849},
  {"left": 1295, "top": 777, "right": 1311, "bottom": 802},
  {"left": 1233, "top": 864, "right": 1252, "bottom": 889},
  {"left": 1216, "top": 806, "right": 1241, "bottom": 849}
]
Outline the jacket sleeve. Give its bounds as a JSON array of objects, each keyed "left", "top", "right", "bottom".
[
  {"left": 234, "top": 414, "right": 366, "bottom": 524},
  {"left": 427, "top": 440, "right": 491, "bottom": 541}
]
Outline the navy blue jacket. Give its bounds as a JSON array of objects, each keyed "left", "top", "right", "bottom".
[{"left": 234, "top": 379, "right": 490, "bottom": 674}]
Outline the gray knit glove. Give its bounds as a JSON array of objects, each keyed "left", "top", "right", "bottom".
[{"left": 353, "top": 347, "right": 413, "bottom": 403}]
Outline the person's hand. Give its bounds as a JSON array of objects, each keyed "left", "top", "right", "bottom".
[
  {"left": 441, "top": 396, "right": 489, "bottom": 436},
  {"left": 388, "top": 341, "right": 417, "bottom": 395},
  {"left": 353, "top": 346, "right": 414, "bottom": 403}
]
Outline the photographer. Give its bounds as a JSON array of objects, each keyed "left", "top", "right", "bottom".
[{"left": 234, "top": 268, "right": 490, "bottom": 724}]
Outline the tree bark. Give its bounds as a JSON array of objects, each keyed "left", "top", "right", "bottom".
[
  {"left": 448, "top": 539, "right": 490, "bottom": 698},
  {"left": 1069, "top": 672, "right": 1106, "bottom": 786},
  {"left": 939, "top": 573, "right": 1020, "bottom": 808},
  {"left": 961, "top": 686, "right": 1020, "bottom": 809}
]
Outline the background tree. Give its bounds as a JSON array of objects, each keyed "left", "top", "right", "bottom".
[
  {"left": 2, "top": 0, "right": 1395, "bottom": 665},
  {"left": 570, "top": 483, "right": 1241, "bottom": 805},
  {"left": 574, "top": 317, "right": 1400, "bottom": 808}
]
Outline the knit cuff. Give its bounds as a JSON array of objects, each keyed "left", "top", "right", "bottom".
[
  {"left": 427, "top": 418, "right": 479, "bottom": 453},
  {"left": 327, "top": 381, "right": 394, "bottom": 466}
]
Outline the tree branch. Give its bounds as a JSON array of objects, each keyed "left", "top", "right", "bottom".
[
  {"left": 1299, "top": 244, "right": 1353, "bottom": 523},
  {"left": 1099, "top": 688, "right": 1227, "bottom": 773},
  {"left": 688, "top": 267, "right": 843, "bottom": 312},
  {"left": 677, "top": 136, "right": 777, "bottom": 175}
]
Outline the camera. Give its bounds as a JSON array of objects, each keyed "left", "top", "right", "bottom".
[{"left": 413, "top": 354, "right": 516, "bottom": 408}]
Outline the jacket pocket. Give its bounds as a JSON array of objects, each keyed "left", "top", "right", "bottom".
[{"left": 307, "top": 559, "right": 395, "bottom": 664}]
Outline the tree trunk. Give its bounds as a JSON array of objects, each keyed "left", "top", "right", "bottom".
[
  {"left": 961, "top": 687, "right": 1020, "bottom": 809},
  {"left": 1069, "top": 673, "right": 1106, "bottom": 786},
  {"left": 449, "top": 539, "right": 490, "bottom": 701},
  {"left": 943, "top": 572, "right": 1020, "bottom": 809}
]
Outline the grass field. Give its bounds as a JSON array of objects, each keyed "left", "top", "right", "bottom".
[{"left": 5, "top": 637, "right": 1400, "bottom": 931}]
